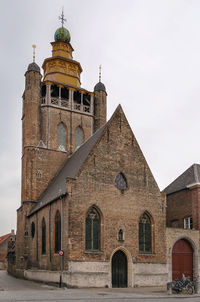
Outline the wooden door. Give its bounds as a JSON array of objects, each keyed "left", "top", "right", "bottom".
[
  {"left": 112, "top": 250, "right": 127, "bottom": 288},
  {"left": 172, "top": 239, "right": 193, "bottom": 280}
]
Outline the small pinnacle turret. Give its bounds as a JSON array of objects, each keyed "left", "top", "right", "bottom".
[
  {"left": 26, "top": 44, "right": 40, "bottom": 73},
  {"left": 94, "top": 65, "right": 106, "bottom": 92}
]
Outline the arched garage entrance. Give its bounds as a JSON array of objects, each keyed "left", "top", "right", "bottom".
[
  {"left": 172, "top": 239, "right": 193, "bottom": 280},
  {"left": 112, "top": 250, "right": 127, "bottom": 287}
]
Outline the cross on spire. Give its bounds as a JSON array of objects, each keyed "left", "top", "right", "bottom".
[
  {"left": 99, "top": 65, "right": 102, "bottom": 82},
  {"left": 59, "top": 9, "right": 66, "bottom": 28}
]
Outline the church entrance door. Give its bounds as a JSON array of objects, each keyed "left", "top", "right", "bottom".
[
  {"left": 172, "top": 239, "right": 193, "bottom": 281},
  {"left": 112, "top": 250, "right": 127, "bottom": 288}
]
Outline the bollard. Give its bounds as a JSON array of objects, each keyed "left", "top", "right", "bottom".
[
  {"left": 167, "top": 282, "right": 172, "bottom": 295},
  {"left": 194, "top": 276, "right": 200, "bottom": 294}
]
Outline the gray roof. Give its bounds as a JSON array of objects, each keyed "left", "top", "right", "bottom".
[
  {"left": 28, "top": 123, "right": 107, "bottom": 216},
  {"left": 94, "top": 81, "right": 106, "bottom": 92},
  {"left": 27, "top": 62, "right": 40, "bottom": 73},
  {"left": 164, "top": 163, "right": 200, "bottom": 195}
]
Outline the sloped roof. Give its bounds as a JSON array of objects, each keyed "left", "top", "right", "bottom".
[
  {"left": 28, "top": 122, "right": 108, "bottom": 216},
  {"left": 164, "top": 163, "right": 200, "bottom": 195},
  {"left": 0, "top": 233, "right": 12, "bottom": 245}
]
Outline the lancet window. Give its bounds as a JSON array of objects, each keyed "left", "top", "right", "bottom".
[
  {"left": 85, "top": 207, "right": 100, "bottom": 251},
  {"left": 139, "top": 212, "right": 152, "bottom": 253}
]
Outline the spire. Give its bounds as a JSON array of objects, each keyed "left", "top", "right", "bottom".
[
  {"left": 94, "top": 65, "right": 106, "bottom": 92},
  {"left": 59, "top": 8, "right": 66, "bottom": 28},
  {"left": 32, "top": 44, "right": 36, "bottom": 63},
  {"left": 26, "top": 44, "right": 40, "bottom": 73},
  {"left": 99, "top": 65, "right": 102, "bottom": 82}
]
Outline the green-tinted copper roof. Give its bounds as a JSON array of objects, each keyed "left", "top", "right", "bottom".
[{"left": 54, "top": 27, "right": 71, "bottom": 43}]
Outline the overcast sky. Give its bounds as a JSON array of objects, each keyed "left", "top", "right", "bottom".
[{"left": 1, "top": 0, "right": 200, "bottom": 235}]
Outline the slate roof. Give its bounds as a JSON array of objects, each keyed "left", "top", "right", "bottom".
[
  {"left": 28, "top": 122, "right": 108, "bottom": 216},
  {"left": 94, "top": 81, "right": 106, "bottom": 92},
  {"left": 164, "top": 163, "right": 200, "bottom": 195}
]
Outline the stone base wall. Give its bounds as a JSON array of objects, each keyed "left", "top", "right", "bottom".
[
  {"left": 22, "top": 260, "right": 168, "bottom": 288},
  {"left": 134, "top": 263, "right": 168, "bottom": 286}
]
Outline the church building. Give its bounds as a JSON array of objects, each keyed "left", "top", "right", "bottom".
[{"left": 11, "top": 15, "right": 200, "bottom": 288}]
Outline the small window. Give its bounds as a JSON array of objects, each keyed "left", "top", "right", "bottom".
[
  {"left": 55, "top": 211, "right": 61, "bottom": 253},
  {"left": 58, "top": 123, "right": 66, "bottom": 151},
  {"left": 42, "top": 218, "right": 46, "bottom": 254},
  {"left": 184, "top": 217, "right": 193, "bottom": 229},
  {"left": 114, "top": 173, "right": 127, "bottom": 190},
  {"left": 75, "top": 126, "right": 83, "bottom": 149},
  {"left": 31, "top": 222, "right": 35, "bottom": 238}
]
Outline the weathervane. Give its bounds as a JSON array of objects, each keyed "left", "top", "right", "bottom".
[
  {"left": 59, "top": 8, "right": 66, "bottom": 28},
  {"left": 32, "top": 44, "right": 36, "bottom": 62},
  {"left": 99, "top": 65, "right": 102, "bottom": 82}
]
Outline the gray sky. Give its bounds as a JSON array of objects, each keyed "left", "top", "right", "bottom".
[{"left": 1, "top": 0, "right": 200, "bottom": 235}]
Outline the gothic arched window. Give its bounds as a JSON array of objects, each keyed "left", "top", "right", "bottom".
[
  {"left": 85, "top": 207, "right": 100, "bottom": 251},
  {"left": 58, "top": 123, "right": 66, "bottom": 151},
  {"left": 42, "top": 218, "right": 46, "bottom": 254},
  {"left": 75, "top": 126, "right": 83, "bottom": 149},
  {"left": 55, "top": 211, "right": 61, "bottom": 253},
  {"left": 139, "top": 212, "right": 152, "bottom": 253}
]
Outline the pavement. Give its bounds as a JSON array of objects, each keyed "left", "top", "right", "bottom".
[{"left": 0, "top": 270, "right": 200, "bottom": 301}]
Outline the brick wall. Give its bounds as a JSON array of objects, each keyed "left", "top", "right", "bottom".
[{"left": 166, "top": 190, "right": 192, "bottom": 228}]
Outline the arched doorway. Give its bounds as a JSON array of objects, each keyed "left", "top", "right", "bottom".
[
  {"left": 172, "top": 239, "right": 193, "bottom": 280},
  {"left": 112, "top": 250, "right": 127, "bottom": 288}
]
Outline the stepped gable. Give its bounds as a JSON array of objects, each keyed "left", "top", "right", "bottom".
[{"left": 164, "top": 163, "right": 200, "bottom": 195}]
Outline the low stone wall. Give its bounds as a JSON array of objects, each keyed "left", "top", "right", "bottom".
[
  {"left": 22, "top": 260, "right": 168, "bottom": 288},
  {"left": 134, "top": 263, "right": 168, "bottom": 286},
  {"left": 64, "top": 261, "right": 110, "bottom": 287},
  {"left": 24, "top": 270, "right": 60, "bottom": 285}
]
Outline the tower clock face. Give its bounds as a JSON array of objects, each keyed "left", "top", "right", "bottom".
[{"left": 114, "top": 173, "right": 127, "bottom": 190}]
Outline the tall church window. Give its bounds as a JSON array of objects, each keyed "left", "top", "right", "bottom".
[
  {"left": 58, "top": 123, "right": 66, "bottom": 151},
  {"left": 55, "top": 210, "right": 61, "bottom": 253},
  {"left": 75, "top": 126, "right": 83, "bottom": 149},
  {"left": 85, "top": 207, "right": 100, "bottom": 251},
  {"left": 42, "top": 218, "right": 46, "bottom": 254},
  {"left": 139, "top": 212, "right": 152, "bottom": 253}
]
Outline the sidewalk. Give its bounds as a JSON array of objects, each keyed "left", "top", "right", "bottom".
[{"left": 73, "top": 285, "right": 200, "bottom": 299}]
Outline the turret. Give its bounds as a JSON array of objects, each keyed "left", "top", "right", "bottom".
[
  {"left": 93, "top": 80, "right": 107, "bottom": 132},
  {"left": 22, "top": 61, "right": 42, "bottom": 149}
]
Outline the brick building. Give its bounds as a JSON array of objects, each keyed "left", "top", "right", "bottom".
[
  {"left": 164, "top": 164, "right": 200, "bottom": 281},
  {"left": 12, "top": 18, "right": 200, "bottom": 287},
  {"left": 0, "top": 230, "right": 15, "bottom": 270}
]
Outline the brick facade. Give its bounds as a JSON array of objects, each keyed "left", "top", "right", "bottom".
[{"left": 13, "top": 25, "right": 200, "bottom": 288}]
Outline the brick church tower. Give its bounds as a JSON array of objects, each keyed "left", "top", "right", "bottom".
[
  {"left": 21, "top": 20, "right": 107, "bottom": 204},
  {"left": 17, "top": 17, "right": 107, "bottom": 268}
]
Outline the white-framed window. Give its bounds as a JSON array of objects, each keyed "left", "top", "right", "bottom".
[{"left": 184, "top": 217, "right": 193, "bottom": 229}]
